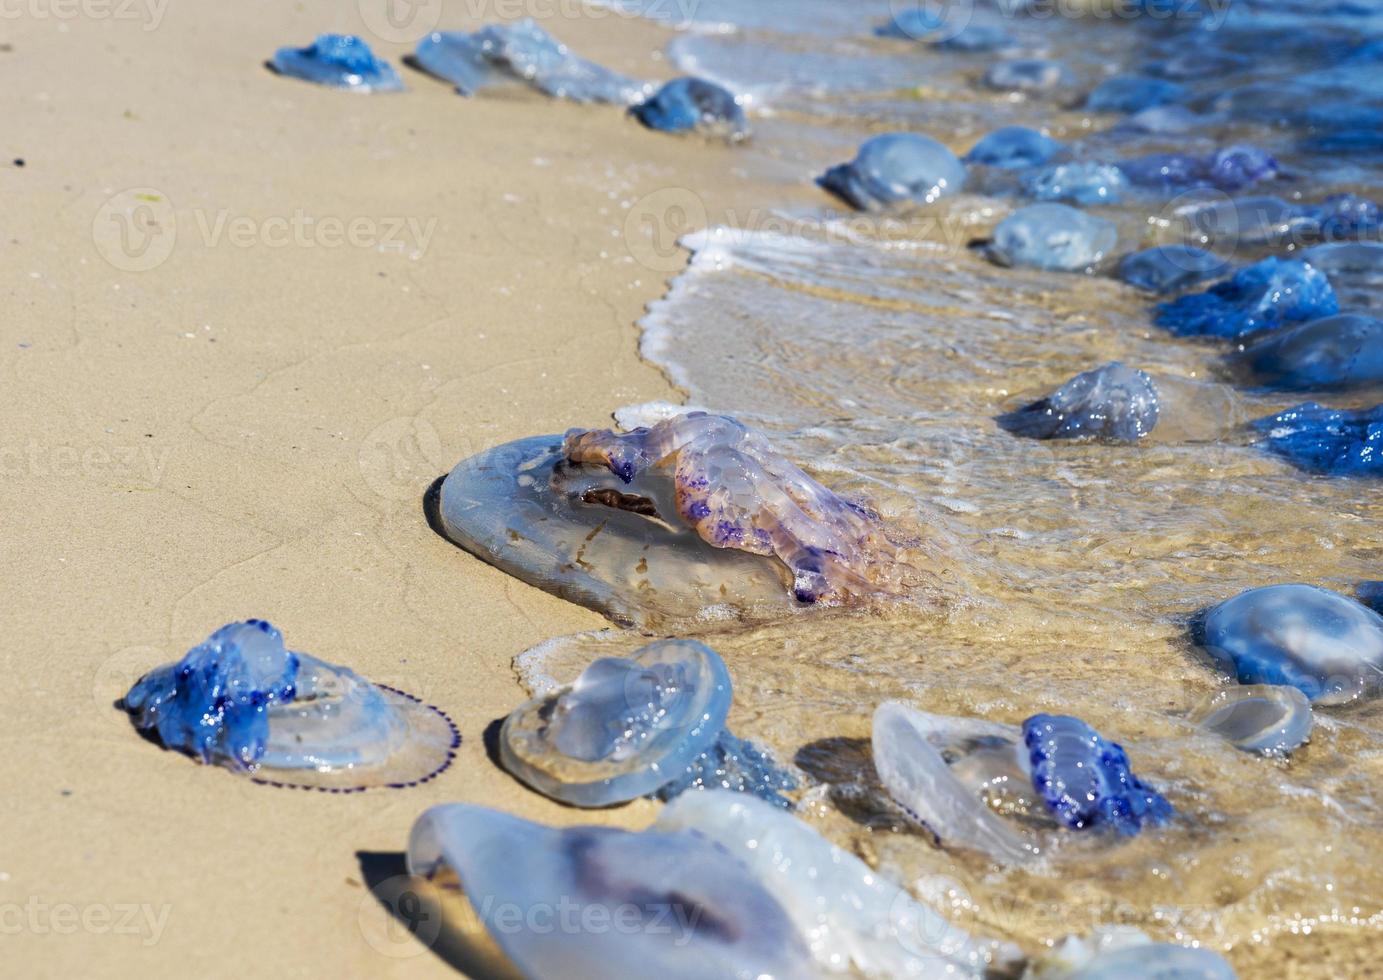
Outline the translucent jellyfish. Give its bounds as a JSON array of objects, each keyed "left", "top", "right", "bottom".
[
  {"left": 1085, "top": 75, "right": 1186, "bottom": 114},
  {"left": 1189, "top": 685, "right": 1313, "bottom": 754},
  {"left": 817, "top": 133, "right": 966, "bottom": 211},
  {"left": 1117, "top": 146, "right": 1280, "bottom": 194},
  {"left": 412, "top": 21, "right": 647, "bottom": 104},
  {"left": 499, "top": 639, "right": 794, "bottom": 807},
  {"left": 656, "top": 790, "right": 1022, "bottom": 978},
  {"left": 934, "top": 24, "right": 1017, "bottom": 52},
  {"left": 123, "top": 620, "right": 457, "bottom": 790},
  {"left": 406, "top": 803, "right": 816, "bottom": 980},
  {"left": 1020, "top": 162, "right": 1128, "bottom": 206},
  {"left": 964, "top": 126, "right": 1065, "bottom": 170},
  {"left": 629, "top": 78, "right": 749, "bottom": 140},
  {"left": 1251, "top": 402, "right": 1383, "bottom": 477},
  {"left": 987, "top": 204, "right": 1118, "bottom": 272},
  {"left": 983, "top": 59, "right": 1074, "bottom": 94},
  {"left": 1201, "top": 584, "right": 1383, "bottom": 704},
  {"left": 1024, "top": 714, "right": 1174, "bottom": 835},
  {"left": 1227, "top": 314, "right": 1383, "bottom": 391},
  {"left": 871, "top": 703, "right": 1173, "bottom": 867},
  {"left": 1030, "top": 927, "right": 1237, "bottom": 980},
  {"left": 998, "top": 362, "right": 1160, "bottom": 442},
  {"left": 1301, "top": 241, "right": 1383, "bottom": 312},
  {"left": 1154, "top": 258, "right": 1338, "bottom": 339},
  {"left": 268, "top": 35, "right": 404, "bottom": 92},
  {"left": 1118, "top": 245, "right": 1230, "bottom": 295},
  {"left": 436, "top": 412, "right": 911, "bottom": 629}
]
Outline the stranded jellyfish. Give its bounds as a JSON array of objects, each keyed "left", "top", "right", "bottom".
[
  {"left": 1201, "top": 584, "right": 1383, "bottom": 704},
  {"left": 965, "top": 126, "right": 1065, "bottom": 170},
  {"left": 123, "top": 620, "right": 457, "bottom": 790},
  {"left": 268, "top": 35, "right": 404, "bottom": 92},
  {"left": 630, "top": 78, "right": 750, "bottom": 141},
  {"left": 871, "top": 702, "right": 1173, "bottom": 866},
  {"left": 998, "top": 362, "right": 1160, "bottom": 442},
  {"left": 406, "top": 803, "right": 815, "bottom": 980},
  {"left": 1154, "top": 258, "right": 1337, "bottom": 339},
  {"left": 1118, "top": 245, "right": 1230, "bottom": 295},
  {"left": 412, "top": 20, "right": 647, "bottom": 104},
  {"left": 817, "top": 133, "right": 967, "bottom": 211},
  {"left": 1251, "top": 402, "right": 1383, "bottom": 477},
  {"left": 436, "top": 412, "right": 912, "bottom": 629},
  {"left": 987, "top": 204, "right": 1118, "bottom": 272},
  {"left": 1227, "top": 314, "right": 1383, "bottom": 390},
  {"left": 1189, "top": 685, "right": 1313, "bottom": 754},
  {"left": 499, "top": 639, "right": 794, "bottom": 807}
]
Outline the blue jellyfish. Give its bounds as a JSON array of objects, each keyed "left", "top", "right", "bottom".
[
  {"left": 1251, "top": 402, "right": 1383, "bottom": 477},
  {"left": 1228, "top": 314, "right": 1383, "bottom": 390},
  {"left": 1118, "top": 245, "right": 1230, "bottom": 294},
  {"left": 965, "top": 126, "right": 1065, "bottom": 170},
  {"left": 630, "top": 77, "right": 749, "bottom": 140},
  {"left": 1021, "top": 162, "right": 1128, "bottom": 206},
  {"left": 1023, "top": 714, "right": 1174, "bottom": 835},
  {"left": 1086, "top": 75, "right": 1186, "bottom": 114},
  {"left": 987, "top": 203, "right": 1118, "bottom": 272},
  {"left": 1117, "top": 145, "right": 1279, "bottom": 194},
  {"left": 1154, "top": 258, "right": 1337, "bottom": 339},
  {"left": 269, "top": 34, "right": 404, "bottom": 92},
  {"left": 999, "top": 362, "right": 1160, "bottom": 442},
  {"left": 1201, "top": 584, "right": 1383, "bottom": 704},
  {"left": 818, "top": 133, "right": 966, "bottom": 210},
  {"left": 934, "top": 24, "right": 1016, "bottom": 52}
]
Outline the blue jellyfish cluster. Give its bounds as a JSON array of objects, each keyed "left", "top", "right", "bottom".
[
  {"left": 1023, "top": 714, "right": 1175, "bottom": 835},
  {"left": 1154, "top": 258, "right": 1338, "bottom": 339},
  {"left": 1251, "top": 403, "right": 1383, "bottom": 476}
]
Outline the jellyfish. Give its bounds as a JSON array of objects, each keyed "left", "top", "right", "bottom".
[
  {"left": 1251, "top": 402, "right": 1383, "bottom": 477},
  {"left": 965, "top": 126, "right": 1065, "bottom": 170},
  {"left": 934, "top": 24, "right": 1017, "bottom": 52},
  {"left": 1189, "top": 685, "right": 1313, "bottom": 754},
  {"left": 1085, "top": 75, "right": 1186, "bottom": 114},
  {"left": 655, "top": 791, "right": 1022, "bottom": 978},
  {"left": 412, "top": 20, "right": 647, "bottom": 104},
  {"left": 1117, "top": 146, "right": 1279, "bottom": 194},
  {"left": 123, "top": 620, "right": 457, "bottom": 790},
  {"left": 983, "top": 59, "right": 1074, "bottom": 94},
  {"left": 870, "top": 703, "right": 1173, "bottom": 866},
  {"left": 1227, "top": 314, "right": 1383, "bottom": 391},
  {"left": 998, "top": 362, "right": 1160, "bottom": 442},
  {"left": 1020, "top": 162, "right": 1128, "bottom": 206},
  {"left": 817, "top": 133, "right": 966, "bottom": 211},
  {"left": 1299, "top": 241, "right": 1383, "bottom": 312},
  {"left": 268, "top": 35, "right": 404, "bottom": 92},
  {"left": 1200, "top": 584, "right": 1383, "bottom": 704},
  {"left": 629, "top": 78, "right": 749, "bottom": 141},
  {"left": 499, "top": 639, "right": 795, "bottom": 807},
  {"left": 1118, "top": 246, "right": 1230, "bottom": 295},
  {"left": 435, "top": 412, "right": 912, "bottom": 629},
  {"left": 987, "top": 204, "right": 1118, "bottom": 272},
  {"left": 406, "top": 803, "right": 816, "bottom": 980},
  {"left": 1030, "top": 927, "right": 1237, "bottom": 979},
  {"left": 1154, "top": 258, "right": 1338, "bottom": 339}
]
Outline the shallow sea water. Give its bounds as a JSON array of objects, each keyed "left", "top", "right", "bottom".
[{"left": 549, "top": 1, "right": 1383, "bottom": 974}]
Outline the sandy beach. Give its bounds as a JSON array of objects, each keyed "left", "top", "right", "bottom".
[{"left": 0, "top": 3, "right": 740, "bottom": 975}]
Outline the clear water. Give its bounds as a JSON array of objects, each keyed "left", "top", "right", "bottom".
[{"left": 584, "top": 1, "right": 1383, "bottom": 973}]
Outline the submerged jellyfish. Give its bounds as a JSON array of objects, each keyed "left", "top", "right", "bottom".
[
  {"left": 965, "top": 126, "right": 1064, "bottom": 170},
  {"left": 1154, "top": 258, "right": 1337, "bottom": 339},
  {"left": 407, "top": 803, "right": 815, "bottom": 980},
  {"left": 1118, "top": 245, "right": 1230, "bottom": 295},
  {"left": 1117, "top": 146, "right": 1280, "bottom": 194},
  {"left": 871, "top": 703, "right": 1172, "bottom": 866},
  {"left": 123, "top": 620, "right": 457, "bottom": 789},
  {"left": 983, "top": 59, "right": 1074, "bottom": 94},
  {"left": 436, "top": 412, "right": 910, "bottom": 629},
  {"left": 998, "top": 362, "right": 1160, "bottom": 442},
  {"left": 1189, "top": 685, "right": 1313, "bottom": 754},
  {"left": 629, "top": 78, "right": 749, "bottom": 140},
  {"left": 1201, "top": 584, "right": 1383, "bottom": 704},
  {"left": 412, "top": 21, "right": 647, "bottom": 104},
  {"left": 656, "top": 791, "right": 1021, "bottom": 978},
  {"left": 1300, "top": 241, "right": 1383, "bottom": 312},
  {"left": 499, "top": 639, "right": 794, "bottom": 807},
  {"left": 1251, "top": 402, "right": 1383, "bottom": 477},
  {"left": 1031, "top": 928, "right": 1237, "bottom": 980},
  {"left": 987, "top": 203, "right": 1118, "bottom": 272},
  {"left": 268, "top": 34, "right": 404, "bottom": 92},
  {"left": 817, "top": 133, "right": 966, "bottom": 211},
  {"left": 1020, "top": 162, "right": 1127, "bottom": 206},
  {"left": 1228, "top": 314, "right": 1383, "bottom": 391},
  {"left": 1086, "top": 75, "right": 1186, "bottom": 114}
]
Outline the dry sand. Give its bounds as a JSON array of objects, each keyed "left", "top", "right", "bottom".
[{"left": 0, "top": 3, "right": 789, "bottom": 975}]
